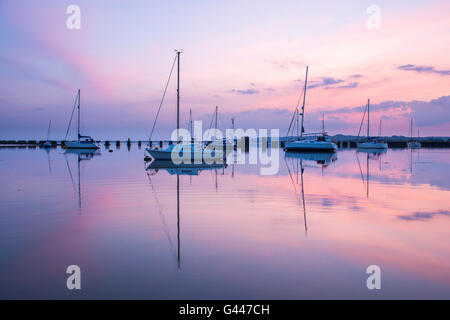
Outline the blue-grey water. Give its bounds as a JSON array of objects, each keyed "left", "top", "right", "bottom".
[{"left": 0, "top": 145, "right": 449, "bottom": 299}]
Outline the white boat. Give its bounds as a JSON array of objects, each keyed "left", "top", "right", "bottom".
[
  {"left": 357, "top": 140, "right": 388, "bottom": 149},
  {"left": 146, "top": 51, "right": 223, "bottom": 163},
  {"left": 408, "top": 141, "right": 421, "bottom": 149},
  {"left": 285, "top": 136, "right": 337, "bottom": 152},
  {"left": 146, "top": 142, "right": 224, "bottom": 162},
  {"left": 357, "top": 99, "right": 388, "bottom": 150},
  {"left": 284, "top": 66, "right": 337, "bottom": 153},
  {"left": 64, "top": 89, "right": 99, "bottom": 150},
  {"left": 65, "top": 136, "right": 99, "bottom": 149},
  {"left": 407, "top": 119, "right": 421, "bottom": 149}
]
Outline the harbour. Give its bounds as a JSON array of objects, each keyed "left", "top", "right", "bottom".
[
  {"left": 1, "top": 0, "right": 450, "bottom": 305},
  {"left": 0, "top": 144, "right": 449, "bottom": 299}
]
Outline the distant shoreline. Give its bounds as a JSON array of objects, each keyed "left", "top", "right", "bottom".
[{"left": 1, "top": 136, "right": 450, "bottom": 149}]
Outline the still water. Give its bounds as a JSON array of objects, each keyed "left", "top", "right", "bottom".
[{"left": 0, "top": 145, "right": 449, "bottom": 299}]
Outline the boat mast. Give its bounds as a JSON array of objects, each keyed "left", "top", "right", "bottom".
[
  {"left": 322, "top": 114, "right": 325, "bottom": 135},
  {"left": 367, "top": 99, "right": 370, "bottom": 139},
  {"left": 189, "top": 109, "right": 193, "bottom": 140},
  {"left": 77, "top": 89, "right": 81, "bottom": 141},
  {"left": 300, "top": 66, "right": 309, "bottom": 138},
  {"left": 215, "top": 106, "right": 218, "bottom": 132},
  {"left": 47, "top": 120, "right": 51, "bottom": 141},
  {"left": 176, "top": 50, "right": 181, "bottom": 140}
]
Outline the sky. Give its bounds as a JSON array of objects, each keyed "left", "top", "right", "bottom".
[{"left": 0, "top": 0, "right": 449, "bottom": 140}]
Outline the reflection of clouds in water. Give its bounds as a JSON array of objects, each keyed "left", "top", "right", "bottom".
[{"left": 398, "top": 210, "right": 450, "bottom": 222}]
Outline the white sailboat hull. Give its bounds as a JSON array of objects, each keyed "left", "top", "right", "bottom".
[
  {"left": 284, "top": 140, "right": 337, "bottom": 152},
  {"left": 357, "top": 141, "right": 388, "bottom": 149},
  {"left": 66, "top": 141, "right": 99, "bottom": 149},
  {"left": 146, "top": 145, "right": 224, "bottom": 162},
  {"left": 408, "top": 141, "right": 421, "bottom": 149}
]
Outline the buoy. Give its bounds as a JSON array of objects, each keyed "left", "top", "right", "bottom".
[{"left": 144, "top": 155, "right": 152, "bottom": 162}]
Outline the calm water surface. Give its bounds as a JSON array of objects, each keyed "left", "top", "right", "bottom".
[{"left": 0, "top": 145, "right": 449, "bottom": 299}]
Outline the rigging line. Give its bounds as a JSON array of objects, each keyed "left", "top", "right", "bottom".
[
  {"left": 286, "top": 86, "right": 304, "bottom": 137},
  {"left": 356, "top": 101, "right": 368, "bottom": 141},
  {"left": 64, "top": 152, "right": 78, "bottom": 200},
  {"left": 64, "top": 91, "right": 79, "bottom": 140},
  {"left": 286, "top": 105, "right": 298, "bottom": 138},
  {"left": 149, "top": 54, "right": 178, "bottom": 141},
  {"left": 355, "top": 151, "right": 366, "bottom": 194},
  {"left": 299, "top": 160, "right": 308, "bottom": 235},
  {"left": 285, "top": 156, "right": 299, "bottom": 194},
  {"left": 146, "top": 172, "right": 177, "bottom": 262},
  {"left": 208, "top": 108, "right": 216, "bottom": 131}
]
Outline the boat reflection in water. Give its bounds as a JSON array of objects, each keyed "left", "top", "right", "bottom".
[
  {"left": 284, "top": 151, "right": 338, "bottom": 236},
  {"left": 356, "top": 148, "right": 387, "bottom": 198},
  {"left": 145, "top": 159, "right": 227, "bottom": 269},
  {"left": 146, "top": 159, "right": 226, "bottom": 176},
  {"left": 64, "top": 148, "right": 101, "bottom": 210},
  {"left": 284, "top": 151, "right": 337, "bottom": 167}
]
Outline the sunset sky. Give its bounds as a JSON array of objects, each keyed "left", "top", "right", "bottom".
[{"left": 1, "top": 0, "right": 449, "bottom": 140}]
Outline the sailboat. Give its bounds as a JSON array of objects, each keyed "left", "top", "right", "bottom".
[
  {"left": 407, "top": 118, "right": 421, "bottom": 149},
  {"left": 205, "top": 106, "right": 234, "bottom": 151},
  {"left": 146, "top": 51, "right": 223, "bottom": 162},
  {"left": 357, "top": 99, "right": 388, "bottom": 150},
  {"left": 65, "top": 89, "right": 99, "bottom": 149},
  {"left": 284, "top": 66, "right": 338, "bottom": 152},
  {"left": 43, "top": 120, "right": 52, "bottom": 148}
]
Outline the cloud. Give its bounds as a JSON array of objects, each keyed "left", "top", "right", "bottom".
[
  {"left": 231, "top": 88, "right": 259, "bottom": 95},
  {"left": 306, "top": 77, "right": 359, "bottom": 90},
  {"left": 307, "top": 77, "right": 344, "bottom": 89},
  {"left": 398, "top": 210, "right": 450, "bottom": 222},
  {"left": 350, "top": 74, "right": 363, "bottom": 79},
  {"left": 398, "top": 64, "right": 450, "bottom": 76},
  {"left": 325, "top": 82, "right": 359, "bottom": 90}
]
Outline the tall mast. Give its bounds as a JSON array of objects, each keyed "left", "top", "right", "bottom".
[
  {"left": 77, "top": 89, "right": 81, "bottom": 141},
  {"left": 367, "top": 99, "right": 370, "bottom": 139},
  {"left": 300, "top": 66, "right": 309, "bottom": 138},
  {"left": 189, "top": 109, "right": 193, "bottom": 140},
  {"left": 47, "top": 120, "right": 51, "bottom": 141},
  {"left": 176, "top": 50, "right": 181, "bottom": 140},
  {"left": 322, "top": 114, "right": 325, "bottom": 134},
  {"left": 410, "top": 118, "right": 413, "bottom": 139},
  {"left": 215, "top": 106, "right": 218, "bottom": 131}
]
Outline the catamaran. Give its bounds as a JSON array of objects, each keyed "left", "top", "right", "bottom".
[
  {"left": 146, "top": 51, "right": 224, "bottom": 162},
  {"left": 284, "top": 66, "right": 337, "bottom": 152},
  {"left": 407, "top": 118, "right": 421, "bottom": 149},
  {"left": 357, "top": 99, "right": 388, "bottom": 150},
  {"left": 64, "top": 89, "right": 99, "bottom": 149}
]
